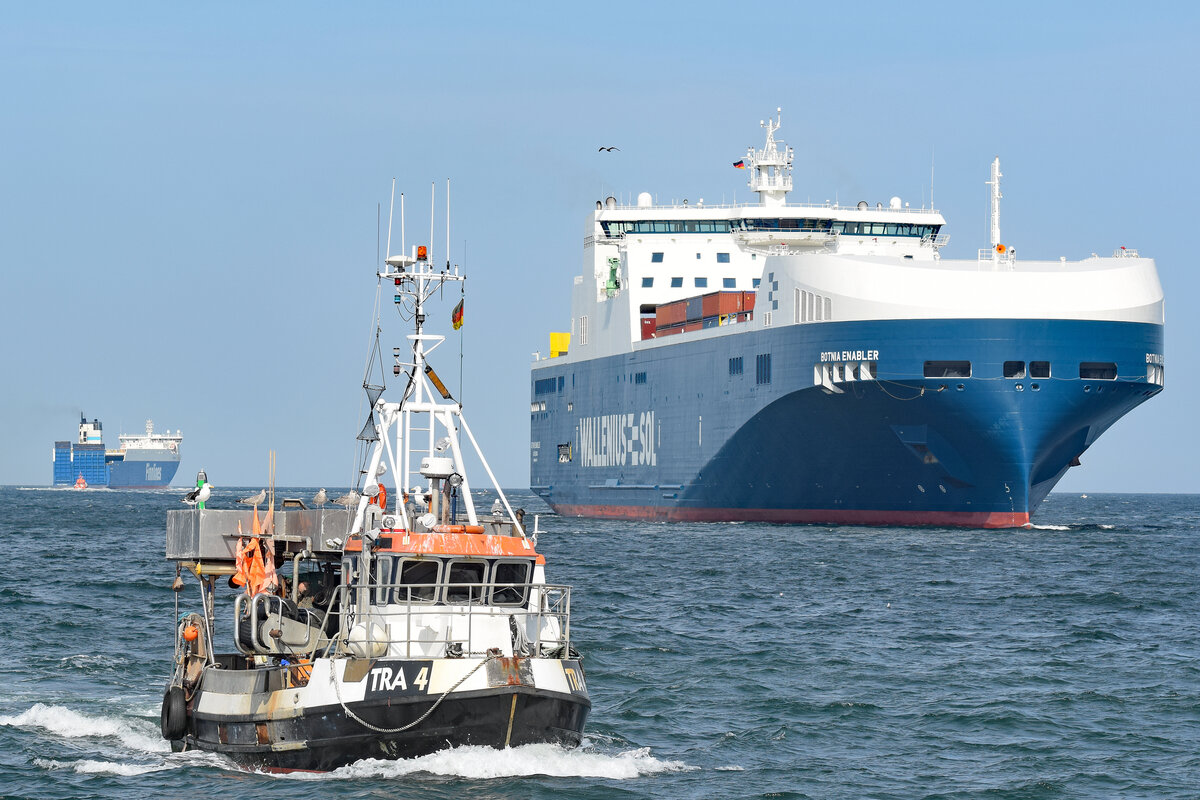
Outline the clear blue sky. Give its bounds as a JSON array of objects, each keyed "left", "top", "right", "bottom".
[{"left": 2, "top": 2, "right": 1196, "bottom": 491}]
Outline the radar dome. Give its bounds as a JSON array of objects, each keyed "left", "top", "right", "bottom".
[
  {"left": 889, "top": 196, "right": 902, "bottom": 209},
  {"left": 637, "top": 192, "right": 653, "bottom": 208}
]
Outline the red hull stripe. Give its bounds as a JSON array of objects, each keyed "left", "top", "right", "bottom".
[{"left": 551, "top": 503, "right": 1030, "bottom": 529}]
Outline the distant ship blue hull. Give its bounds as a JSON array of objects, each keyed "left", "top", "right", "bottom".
[
  {"left": 52, "top": 416, "right": 182, "bottom": 488},
  {"left": 530, "top": 318, "right": 1162, "bottom": 527},
  {"left": 106, "top": 457, "right": 181, "bottom": 488}
]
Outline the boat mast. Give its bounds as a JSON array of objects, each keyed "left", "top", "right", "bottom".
[{"left": 988, "top": 157, "right": 1003, "bottom": 262}]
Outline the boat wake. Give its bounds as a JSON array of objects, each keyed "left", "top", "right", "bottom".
[
  {"left": 3, "top": 703, "right": 689, "bottom": 781},
  {"left": 282, "top": 743, "right": 693, "bottom": 781}
]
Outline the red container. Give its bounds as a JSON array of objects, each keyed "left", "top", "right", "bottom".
[
  {"left": 701, "top": 292, "right": 720, "bottom": 318},
  {"left": 717, "top": 291, "right": 744, "bottom": 314},
  {"left": 657, "top": 301, "right": 686, "bottom": 328},
  {"left": 683, "top": 321, "right": 703, "bottom": 333},
  {"left": 743, "top": 292, "right": 756, "bottom": 311},
  {"left": 640, "top": 318, "right": 656, "bottom": 340},
  {"left": 656, "top": 324, "right": 682, "bottom": 337}
]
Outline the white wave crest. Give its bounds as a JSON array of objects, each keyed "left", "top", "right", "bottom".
[
  {"left": 0, "top": 703, "right": 167, "bottom": 753},
  {"left": 285, "top": 744, "right": 692, "bottom": 781},
  {"left": 1028, "top": 524, "right": 1071, "bottom": 531},
  {"left": 34, "top": 757, "right": 171, "bottom": 776}
]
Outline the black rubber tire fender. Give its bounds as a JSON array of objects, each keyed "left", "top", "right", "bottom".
[{"left": 160, "top": 685, "right": 187, "bottom": 740}]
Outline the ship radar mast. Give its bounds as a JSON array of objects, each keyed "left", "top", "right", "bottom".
[
  {"left": 746, "top": 108, "right": 793, "bottom": 207},
  {"left": 987, "top": 157, "right": 1003, "bottom": 261}
]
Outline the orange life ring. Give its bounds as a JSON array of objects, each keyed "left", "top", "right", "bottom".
[{"left": 996, "top": 243, "right": 1006, "bottom": 254}]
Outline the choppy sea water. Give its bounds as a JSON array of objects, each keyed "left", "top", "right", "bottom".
[{"left": 0, "top": 487, "right": 1197, "bottom": 799}]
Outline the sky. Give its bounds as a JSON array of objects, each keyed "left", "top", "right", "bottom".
[{"left": 2, "top": 1, "right": 1197, "bottom": 492}]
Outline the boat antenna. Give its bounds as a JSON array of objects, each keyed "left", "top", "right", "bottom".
[
  {"left": 446, "top": 177, "right": 451, "bottom": 271},
  {"left": 930, "top": 147, "right": 935, "bottom": 209},
  {"left": 385, "top": 178, "right": 396, "bottom": 265},
  {"left": 400, "top": 192, "right": 406, "bottom": 254},
  {"left": 430, "top": 181, "right": 436, "bottom": 268}
]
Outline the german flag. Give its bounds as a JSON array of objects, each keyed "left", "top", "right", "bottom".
[
  {"left": 733, "top": 160, "right": 746, "bottom": 169},
  {"left": 451, "top": 299, "right": 464, "bottom": 330}
]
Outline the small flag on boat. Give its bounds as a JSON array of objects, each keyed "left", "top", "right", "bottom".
[
  {"left": 733, "top": 160, "right": 746, "bottom": 169},
  {"left": 451, "top": 299, "right": 464, "bottom": 330}
]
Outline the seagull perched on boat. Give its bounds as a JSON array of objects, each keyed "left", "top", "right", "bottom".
[
  {"left": 313, "top": 488, "right": 328, "bottom": 507},
  {"left": 597, "top": 146, "right": 620, "bottom": 152},
  {"left": 237, "top": 489, "right": 266, "bottom": 506},
  {"left": 332, "top": 490, "right": 359, "bottom": 508},
  {"left": 182, "top": 483, "right": 213, "bottom": 507}
]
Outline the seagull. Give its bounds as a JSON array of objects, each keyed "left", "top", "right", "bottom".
[
  {"left": 313, "top": 488, "right": 328, "bottom": 507},
  {"left": 598, "top": 146, "right": 620, "bottom": 152},
  {"left": 332, "top": 490, "right": 360, "bottom": 507},
  {"left": 182, "top": 483, "right": 213, "bottom": 507},
  {"left": 238, "top": 489, "right": 266, "bottom": 506}
]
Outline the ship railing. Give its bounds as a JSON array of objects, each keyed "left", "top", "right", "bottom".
[{"left": 332, "top": 580, "right": 573, "bottom": 660}]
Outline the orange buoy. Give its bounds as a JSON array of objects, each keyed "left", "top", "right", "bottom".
[
  {"left": 996, "top": 243, "right": 1006, "bottom": 254},
  {"left": 182, "top": 625, "right": 199, "bottom": 642}
]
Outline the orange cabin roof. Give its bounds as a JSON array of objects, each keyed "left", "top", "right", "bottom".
[{"left": 345, "top": 531, "right": 545, "bottom": 564}]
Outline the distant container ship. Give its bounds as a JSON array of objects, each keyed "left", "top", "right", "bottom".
[{"left": 53, "top": 414, "right": 182, "bottom": 488}]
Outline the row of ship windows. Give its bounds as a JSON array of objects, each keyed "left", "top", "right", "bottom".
[
  {"left": 643, "top": 276, "right": 763, "bottom": 289},
  {"left": 729, "top": 355, "right": 772, "bottom": 384},
  {"left": 650, "top": 252, "right": 731, "bottom": 263},
  {"left": 924, "top": 360, "right": 1120, "bottom": 380},
  {"left": 602, "top": 220, "right": 943, "bottom": 237},
  {"left": 356, "top": 556, "right": 534, "bottom": 607}
]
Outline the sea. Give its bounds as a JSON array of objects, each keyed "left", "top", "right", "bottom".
[{"left": 1, "top": 487, "right": 1197, "bottom": 800}]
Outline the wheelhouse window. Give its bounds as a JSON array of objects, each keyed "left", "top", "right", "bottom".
[
  {"left": 1080, "top": 362, "right": 1117, "bottom": 380},
  {"left": 924, "top": 361, "right": 972, "bottom": 378},
  {"left": 1030, "top": 361, "right": 1051, "bottom": 379},
  {"left": 398, "top": 558, "right": 440, "bottom": 603},
  {"left": 445, "top": 559, "right": 487, "bottom": 604},
  {"left": 491, "top": 560, "right": 532, "bottom": 606},
  {"left": 1004, "top": 361, "right": 1026, "bottom": 379}
]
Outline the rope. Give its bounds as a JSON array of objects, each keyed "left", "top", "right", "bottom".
[{"left": 328, "top": 652, "right": 499, "bottom": 734}]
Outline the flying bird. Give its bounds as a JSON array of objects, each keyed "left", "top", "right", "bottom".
[
  {"left": 182, "top": 483, "right": 213, "bottom": 507},
  {"left": 238, "top": 489, "right": 266, "bottom": 506},
  {"left": 598, "top": 146, "right": 620, "bottom": 152},
  {"left": 313, "top": 488, "right": 328, "bottom": 507},
  {"left": 332, "top": 490, "right": 360, "bottom": 508}
]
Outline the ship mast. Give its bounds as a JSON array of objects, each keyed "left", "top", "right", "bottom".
[
  {"left": 988, "top": 157, "right": 1003, "bottom": 262},
  {"left": 746, "top": 108, "right": 793, "bottom": 207}
]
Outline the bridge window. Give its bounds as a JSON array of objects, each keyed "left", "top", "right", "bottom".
[
  {"left": 491, "top": 561, "right": 532, "bottom": 606},
  {"left": 1030, "top": 361, "right": 1051, "bottom": 379},
  {"left": 445, "top": 559, "right": 488, "bottom": 605},
  {"left": 924, "top": 361, "right": 972, "bottom": 378},
  {"left": 398, "top": 558, "right": 440, "bottom": 603},
  {"left": 1080, "top": 362, "right": 1117, "bottom": 380},
  {"left": 1004, "top": 361, "right": 1026, "bottom": 378}
]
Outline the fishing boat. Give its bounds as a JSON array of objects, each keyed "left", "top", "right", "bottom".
[{"left": 160, "top": 231, "right": 589, "bottom": 772}]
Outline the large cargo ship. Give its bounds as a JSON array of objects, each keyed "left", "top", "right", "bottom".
[
  {"left": 529, "top": 113, "right": 1164, "bottom": 527},
  {"left": 53, "top": 415, "right": 182, "bottom": 488}
]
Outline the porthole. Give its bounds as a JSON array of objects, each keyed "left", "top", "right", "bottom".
[{"left": 1031, "top": 383, "right": 1040, "bottom": 391}]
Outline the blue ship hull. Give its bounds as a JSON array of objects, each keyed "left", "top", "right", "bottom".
[
  {"left": 530, "top": 318, "right": 1162, "bottom": 527},
  {"left": 107, "top": 458, "right": 180, "bottom": 488}
]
